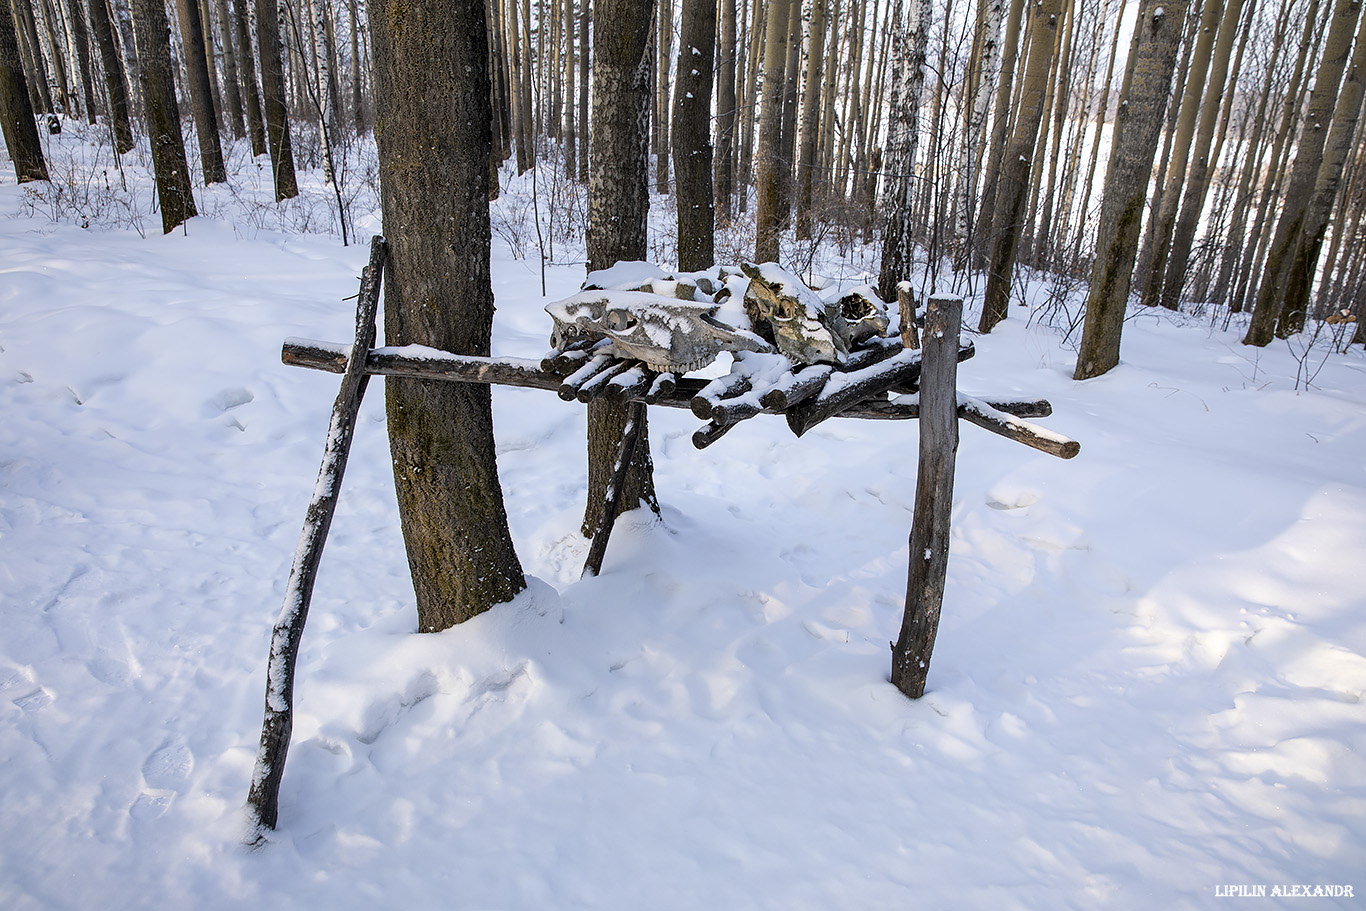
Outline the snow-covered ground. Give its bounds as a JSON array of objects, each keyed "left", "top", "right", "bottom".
[{"left": 2, "top": 127, "right": 1364, "bottom": 909}]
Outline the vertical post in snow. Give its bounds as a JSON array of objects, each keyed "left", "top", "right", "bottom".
[
  {"left": 891, "top": 293, "right": 962, "bottom": 699},
  {"left": 582, "top": 401, "right": 647, "bottom": 578},
  {"left": 247, "top": 236, "right": 387, "bottom": 835}
]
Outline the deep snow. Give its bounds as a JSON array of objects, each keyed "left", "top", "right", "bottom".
[{"left": 2, "top": 127, "right": 1364, "bottom": 909}]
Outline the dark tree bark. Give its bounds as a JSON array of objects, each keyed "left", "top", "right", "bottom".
[
  {"left": 584, "top": 0, "right": 658, "bottom": 540},
  {"left": 1274, "top": 3, "right": 1366, "bottom": 334},
  {"left": 671, "top": 0, "right": 715, "bottom": 271},
  {"left": 794, "top": 0, "right": 826, "bottom": 240},
  {"left": 371, "top": 0, "right": 526, "bottom": 630},
  {"left": 87, "top": 0, "right": 134, "bottom": 151},
  {"left": 0, "top": 0, "right": 47, "bottom": 180},
  {"left": 973, "top": 0, "right": 1025, "bottom": 268},
  {"left": 175, "top": 0, "right": 227, "bottom": 183},
  {"left": 753, "top": 0, "right": 792, "bottom": 262},
  {"left": 130, "top": 0, "right": 198, "bottom": 232},
  {"left": 1245, "top": 0, "right": 1361, "bottom": 346},
  {"left": 978, "top": 0, "right": 1063, "bottom": 333},
  {"left": 255, "top": 0, "right": 298, "bottom": 199},
  {"left": 213, "top": 0, "right": 246, "bottom": 138},
  {"left": 713, "top": 0, "right": 735, "bottom": 221},
  {"left": 231, "top": 0, "right": 266, "bottom": 154},
  {"left": 11, "top": 0, "right": 52, "bottom": 113},
  {"left": 1073, "top": 0, "right": 1189, "bottom": 379},
  {"left": 65, "top": 0, "right": 98, "bottom": 123}
]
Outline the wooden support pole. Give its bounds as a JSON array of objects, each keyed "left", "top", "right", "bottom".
[
  {"left": 582, "top": 402, "right": 647, "bottom": 577},
  {"left": 247, "top": 236, "right": 388, "bottom": 835},
  {"left": 891, "top": 293, "right": 962, "bottom": 700}
]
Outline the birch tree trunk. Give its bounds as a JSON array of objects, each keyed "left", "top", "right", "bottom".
[
  {"left": 973, "top": 0, "right": 1025, "bottom": 268},
  {"left": 1073, "top": 0, "right": 1190, "bottom": 379},
  {"left": 64, "top": 0, "right": 97, "bottom": 123},
  {"left": 212, "top": 0, "right": 245, "bottom": 137},
  {"left": 371, "top": 0, "right": 527, "bottom": 631},
  {"left": 793, "top": 0, "right": 824, "bottom": 239},
  {"left": 654, "top": 0, "right": 672, "bottom": 192},
  {"left": 232, "top": 0, "right": 267, "bottom": 154},
  {"left": 953, "top": 0, "right": 1003, "bottom": 267},
  {"left": 877, "top": 0, "right": 931, "bottom": 303}
]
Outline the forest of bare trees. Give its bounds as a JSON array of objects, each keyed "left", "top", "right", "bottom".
[
  {"left": 3, "top": 0, "right": 1366, "bottom": 630},
  {"left": 3, "top": 0, "right": 1364, "bottom": 351}
]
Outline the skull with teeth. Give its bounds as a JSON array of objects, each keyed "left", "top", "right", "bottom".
[
  {"left": 740, "top": 262, "right": 853, "bottom": 366},
  {"left": 546, "top": 290, "right": 773, "bottom": 374}
]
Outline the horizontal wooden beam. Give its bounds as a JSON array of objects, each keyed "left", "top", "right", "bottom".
[{"left": 281, "top": 339, "right": 1078, "bottom": 457}]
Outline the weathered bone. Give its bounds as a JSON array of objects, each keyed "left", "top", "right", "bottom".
[
  {"left": 546, "top": 290, "right": 773, "bottom": 375},
  {"left": 741, "top": 262, "right": 853, "bottom": 365}
]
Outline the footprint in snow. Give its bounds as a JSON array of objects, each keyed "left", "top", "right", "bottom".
[{"left": 141, "top": 739, "right": 194, "bottom": 790}]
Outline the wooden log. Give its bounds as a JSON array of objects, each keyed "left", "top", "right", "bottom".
[
  {"left": 575, "top": 360, "right": 633, "bottom": 402},
  {"left": 848, "top": 398, "right": 1052, "bottom": 420},
  {"left": 692, "top": 420, "right": 736, "bottom": 449},
  {"left": 582, "top": 401, "right": 647, "bottom": 577},
  {"left": 957, "top": 396, "right": 1079, "bottom": 459},
  {"left": 898, "top": 281, "right": 920, "bottom": 349},
  {"left": 605, "top": 365, "right": 653, "bottom": 403},
  {"left": 760, "top": 363, "right": 834, "bottom": 410},
  {"left": 539, "top": 337, "right": 597, "bottom": 373},
  {"left": 690, "top": 373, "right": 752, "bottom": 420},
  {"left": 891, "top": 294, "right": 961, "bottom": 700},
  {"left": 558, "top": 353, "right": 615, "bottom": 400},
  {"left": 644, "top": 372, "right": 677, "bottom": 404},
  {"left": 247, "top": 236, "right": 387, "bottom": 835}
]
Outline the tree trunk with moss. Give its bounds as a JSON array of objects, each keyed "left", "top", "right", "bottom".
[
  {"left": 584, "top": 0, "right": 658, "bottom": 540},
  {"left": 1073, "top": 0, "right": 1189, "bottom": 379},
  {"left": 371, "top": 0, "right": 526, "bottom": 631}
]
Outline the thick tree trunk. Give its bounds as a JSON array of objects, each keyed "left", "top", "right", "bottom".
[
  {"left": 131, "top": 0, "right": 198, "bottom": 231},
  {"left": 176, "top": 0, "right": 228, "bottom": 183},
  {"left": 371, "top": 0, "right": 527, "bottom": 631},
  {"left": 584, "top": 0, "right": 658, "bottom": 540},
  {"left": 11, "top": 0, "right": 51, "bottom": 113},
  {"left": 1073, "top": 0, "right": 1189, "bottom": 379},
  {"left": 671, "top": 0, "right": 715, "bottom": 271},
  {"left": 0, "top": 0, "right": 47, "bottom": 180},
  {"left": 978, "top": 0, "right": 1063, "bottom": 333},
  {"left": 256, "top": 0, "right": 298, "bottom": 198},
  {"left": 753, "top": 0, "right": 791, "bottom": 262},
  {"left": 1245, "top": 0, "right": 1361, "bottom": 345}
]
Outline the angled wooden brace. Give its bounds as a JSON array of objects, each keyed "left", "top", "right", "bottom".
[{"left": 246, "top": 236, "right": 388, "bottom": 835}]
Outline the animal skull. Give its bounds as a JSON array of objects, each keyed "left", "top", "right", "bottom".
[
  {"left": 546, "top": 291, "right": 773, "bottom": 374},
  {"left": 741, "top": 263, "right": 852, "bottom": 366}
]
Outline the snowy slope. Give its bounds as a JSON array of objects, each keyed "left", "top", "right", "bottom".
[{"left": 2, "top": 136, "right": 1364, "bottom": 909}]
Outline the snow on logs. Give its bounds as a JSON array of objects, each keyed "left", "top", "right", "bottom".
[{"left": 281, "top": 334, "right": 1077, "bottom": 459}]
